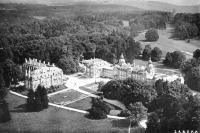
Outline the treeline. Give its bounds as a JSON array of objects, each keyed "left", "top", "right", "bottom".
[
  {"left": 0, "top": 9, "right": 172, "bottom": 75},
  {"left": 99, "top": 78, "right": 200, "bottom": 132},
  {"left": 129, "top": 11, "right": 171, "bottom": 36},
  {"left": 173, "top": 13, "right": 200, "bottom": 39},
  {"left": 0, "top": 14, "right": 141, "bottom": 74}
]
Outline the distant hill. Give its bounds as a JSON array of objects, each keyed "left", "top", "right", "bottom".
[
  {"left": 102, "top": 0, "right": 200, "bottom": 13},
  {"left": 0, "top": 0, "right": 199, "bottom": 13},
  {"left": 141, "top": 1, "right": 199, "bottom": 13}
]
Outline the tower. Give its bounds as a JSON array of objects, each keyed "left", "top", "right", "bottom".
[
  {"left": 146, "top": 58, "right": 155, "bottom": 79},
  {"left": 119, "top": 53, "right": 126, "bottom": 66}
]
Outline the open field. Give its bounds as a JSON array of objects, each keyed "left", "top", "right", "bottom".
[
  {"left": 0, "top": 93, "right": 145, "bottom": 133},
  {"left": 135, "top": 26, "right": 200, "bottom": 59}
]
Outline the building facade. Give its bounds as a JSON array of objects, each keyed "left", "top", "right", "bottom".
[
  {"left": 23, "top": 58, "right": 64, "bottom": 91},
  {"left": 81, "top": 54, "right": 184, "bottom": 83},
  {"left": 82, "top": 54, "right": 154, "bottom": 81}
]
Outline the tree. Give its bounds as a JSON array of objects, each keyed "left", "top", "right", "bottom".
[
  {"left": 12, "top": 65, "right": 23, "bottom": 84},
  {"left": 193, "top": 49, "right": 200, "bottom": 59},
  {"left": 0, "top": 47, "right": 13, "bottom": 63},
  {"left": 127, "top": 102, "right": 148, "bottom": 125},
  {"left": 26, "top": 89, "right": 35, "bottom": 112},
  {"left": 146, "top": 112, "right": 160, "bottom": 133},
  {"left": 88, "top": 98, "right": 111, "bottom": 119},
  {"left": 2, "top": 59, "right": 15, "bottom": 87},
  {"left": 146, "top": 80, "right": 200, "bottom": 133},
  {"left": 57, "top": 56, "right": 78, "bottom": 74},
  {"left": 145, "top": 29, "right": 159, "bottom": 42},
  {"left": 0, "top": 66, "right": 11, "bottom": 123},
  {"left": 142, "top": 45, "right": 152, "bottom": 60},
  {"left": 173, "top": 22, "right": 199, "bottom": 40},
  {"left": 125, "top": 38, "right": 142, "bottom": 63},
  {"left": 101, "top": 78, "right": 157, "bottom": 107},
  {"left": 26, "top": 85, "right": 49, "bottom": 112},
  {"left": 163, "top": 52, "right": 172, "bottom": 66},
  {"left": 181, "top": 57, "right": 200, "bottom": 92},
  {"left": 184, "top": 66, "right": 200, "bottom": 92},
  {"left": 164, "top": 51, "right": 186, "bottom": 68},
  {"left": 35, "top": 85, "right": 48, "bottom": 109},
  {"left": 0, "top": 67, "right": 6, "bottom": 99},
  {"left": 151, "top": 47, "right": 162, "bottom": 62}
]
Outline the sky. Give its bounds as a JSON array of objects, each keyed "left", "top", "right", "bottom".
[
  {"left": 0, "top": 0, "right": 199, "bottom": 6},
  {"left": 146, "top": 0, "right": 200, "bottom": 5}
]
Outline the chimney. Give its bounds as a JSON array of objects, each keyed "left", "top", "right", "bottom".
[
  {"left": 38, "top": 60, "right": 41, "bottom": 67},
  {"left": 29, "top": 58, "right": 32, "bottom": 64}
]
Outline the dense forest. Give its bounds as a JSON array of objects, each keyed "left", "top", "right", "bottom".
[
  {"left": 0, "top": 4, "right": 171, "bottom": 74},
  {"left": 173, "top": 13, "right": 200, "bottom": 39}
]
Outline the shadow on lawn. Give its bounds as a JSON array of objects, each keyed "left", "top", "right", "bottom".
[
  {"left": 10, "top": 104, "right": 27, "bottom": 113},
  {"left": 111, "top": 119, "right": 129, "bottom": 128}
]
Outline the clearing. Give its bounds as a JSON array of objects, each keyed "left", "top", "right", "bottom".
[{"left": 135, "top": 25, "right": 200, "bottom": 59}]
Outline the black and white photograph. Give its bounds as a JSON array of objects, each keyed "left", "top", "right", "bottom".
[{"left": 0, "top": 0, "right": 200, "bottom": 133}]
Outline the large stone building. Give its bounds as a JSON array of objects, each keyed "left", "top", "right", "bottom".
[
  {"left": 23, "top": 58, "right": 64, "bottom": 91},
  {"left": 81, "top": 54, "right": 153, "bottom": 81},
  {"left": 81, "top": 53, "right": 184, "bottom": 83}
]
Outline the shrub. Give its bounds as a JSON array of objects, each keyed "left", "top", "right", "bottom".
[
  {"left": 142, "top": 45, "right": 152, "bottom": 60},
  {"left": 151, "top": 47, "right": 162, "bottom": 62},
  {"left": 145, "top": 29, "right": 159, "bottom": 42}
]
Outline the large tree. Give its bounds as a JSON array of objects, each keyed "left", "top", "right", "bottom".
[
  {"left": 57, "top": 56, "right": 78, "bottom": 74},
  {"left": 101, "top": 78, "right": 157, "bottom": 107},
  {"left": 146, "top": 80, "right": 200, "bottom": 133},
  {"left": 0, "top": 66, "right": 11, "bottom": 123},
  {"left": 145, "top": 29, "right": 159, "bottom": 42},
  {"left": 142, "top": 45, "right": 152, "bottom": 61},
  {"left": 164, "top": 51, "right": 186, "bottom": 69},
  {"left": 151, "top": 47, "right": 162, "bottom": 62}
]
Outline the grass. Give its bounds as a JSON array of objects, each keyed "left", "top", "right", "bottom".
[
  {"left": 67, "top": 97, "right": 92, "bottom": 111},
  {"left": 135, "top": 26, "right": 200, "bottom": 59},
  {"left": 49, "top": 89, "right": 88, "bottom": 105},
  {"left": 0, "top": 93, "right": 143, "bottom": 133}
]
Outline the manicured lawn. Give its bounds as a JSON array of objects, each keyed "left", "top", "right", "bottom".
[
  {"left": 67, "top": 97, "right": 92, "bottom": 111},
  {"left": 0, "top": 93, "right": 145, "bottom": 133},
  {"left": 49, "top": 89, "right": 88, "bottom": 105}
]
